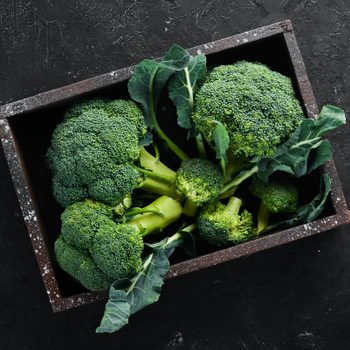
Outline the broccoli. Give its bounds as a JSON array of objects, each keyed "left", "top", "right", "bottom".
[
  {"left": 55, "top": 195, "right": 183, "bottom": 289},
  {"left": 197, "top": 196, "right": 257, "bottom": 247},
  {"left": 175, "top": 158, "right": 224, "bottom": 216},
  {"left": 47, "top": 99, "right": 178, "bottom": 208},
  {"left": 193, "top": 61, "right": 305, "bottom": 159},
  {"left": 250, "top": 177, "right": 298, "bottom": 232},
  {"left": 55, "top": 236, "right": 111, "bottom": 292}
]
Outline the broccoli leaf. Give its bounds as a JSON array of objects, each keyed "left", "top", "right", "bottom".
[
  {"left": 95, "top": 287, "right": 130, "bottom": 333},
  {"left": 256, "top": 105, "right": 345, "bottom": 182},
  {"left": 264, "top": 174, "right": 331, "bottom": 232},
  {"left": 96, "top": 231, "right": 185, "bottom": 334},
  {"left": 213, "top": 122, "right": 230, "bottom": 173},
  {"left": 168, "top": 54, "right": 207, "bottom": 129},
  {"left": 128, "top": 44, "right": 190, "bottom": 127}
]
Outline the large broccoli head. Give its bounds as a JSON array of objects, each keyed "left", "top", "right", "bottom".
[
  {"left": 198, "top": 197, "right": 257, "bottom": 247},
  {"left": 175, "top": 158, "right": 224, "bottom": 207},
  {"left": 193, "top": 61, "right": 305, "bottom": 158},
  {"left": 47, "top": 99, "right": 146, "bottom": 207},
  {"left": 56, "top": 199, "right": 144, "bottom": 291}
]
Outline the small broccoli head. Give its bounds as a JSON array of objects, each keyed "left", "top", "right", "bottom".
[
  {"left": 47, "top": 100, "right": 146, "bottom": 207},
  {"left": 250, "top": 177, "right": 298, "bottom": 214},
  {"left": 55, "top": 236, "right": 111, "bottom": 292},
  {"left": 193, "top": 61, "right": 305, "bottom": 158},
  {"left": 175, "top": 158, "right": 224, "bottom": 206},
  {"left": 198, "top": 197, "right": 257, "bottom": 247},
  {"left": 90, "top": 223, "right": 144, "bottom": 281},
  {"left": 61, "top": 200, "right": 114, "bottom": 254}
]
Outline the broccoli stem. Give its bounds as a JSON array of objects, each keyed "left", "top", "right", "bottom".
[
  {"left": 257, "top": 202, "right": 269, "bottom": 233},
  {"left": 224, "top": 196, "right": 242, "bottom": 216},
  {"left": 220, "top": 165, "right": 259, "bottom": 195},
  {"left": 124, "top": 207, "right": 162, "bottom": 217},
  {"left": 134, "top": 166, "right": 175, "bottom": 183},
  {"left": 183, "top": 198, "right": 198, "bottom": 217},
  {"left": 127, "top": 195, "right": 183, "bottom": 236},
  {"left": 139, "top": 176, "right": 178, "bottom": 198},
  {"left": 136, "top": 147, "right": 178, "bottom": 198},
  {"left": 195, "top": 133, "right": 206, "bottom": 158},
  {"left": 139, "top": 147, "right": 177, "bottom": 179},
  {"left": 149, "top": 89, "right": 190, "bottom": 161}
]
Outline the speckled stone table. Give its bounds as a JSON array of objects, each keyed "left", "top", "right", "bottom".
[{"left": 1, "top": 1, "right": 350, "bottom": 349}]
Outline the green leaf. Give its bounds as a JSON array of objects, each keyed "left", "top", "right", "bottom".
[
  {"left": 264, "top": 174, "right": 332, "bottom": 232},
  {"left": 256, "top": 105, "right": 346, "bottom": 181},
  {"left": 213, "top": 122, "right": 230, "bottom": 173},
  {"left": 95, "top": 287, "right": 130, "bottom": 333},
  {"left": 128, "top": 45, "right": 190, "bottom": 126},
  {"left": 127, "top": 249, "right": 170, "bottom": 314},
  {"left": 168, "top": 54, "right": 207, "bottom": 129},
  {"left": 138, "top": 132, "right": 153, "bottom": 147},
  {"left": 96, "top": 231, "right": 186, "bottom": 333}
]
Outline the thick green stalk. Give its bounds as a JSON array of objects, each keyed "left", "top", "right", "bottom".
[
  {"left": 182, "top": 198, "right": 198, "bottom": 217},
  {"left": 139, "top": 176, "right": 177, "bottom": 198},
  {"left": 224, "top": 196, "right": 242, "bottom": 216},
  {"left": 134, "top": 165, "right": 175, "bottom": 183},
  {"left": 139, "top": 147, "right": 177, "bottom": 178},
  {"left": 127, "top": 196, "right": 183, "bottom": 236},
  {"left": 257, "top": 202, "right": 269, "bottom": 233}
]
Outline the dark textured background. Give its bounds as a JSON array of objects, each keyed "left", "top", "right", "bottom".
[{"left": 1, "top": 1, "right": 350, "bottom": 349}]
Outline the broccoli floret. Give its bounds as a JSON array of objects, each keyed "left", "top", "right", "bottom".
[
  {"left": 48, "top": 99, "right": 178, "bottom": 207},
  {"left": 250, "top": 177, "right": 298, "bottom": 232},
  {"left": 105, "top": 99, "right": 147, "bottom": 139},
  {"left": 61, "top": 199, "right": 114, "bottom": 254},
  {"left": 55, "top": 236, "right": 111, "bottom": 292},
  {"left": 193, "top": 61, "right": 305, "bottom": 158},
  {"left": 64, "top": 99, "right": 108, "bottom": 120},
  {"left": 198, "top": 196, "right": 257, "bottom": 247},
  {"left": 90, "top": 223, "right": 144, "bottom": 281},
  {"left": 175, "top": 158, "right": 224, "bottom": 216},
  {"left": 55, "top": 195, "right": 183, "bottom": 291}
]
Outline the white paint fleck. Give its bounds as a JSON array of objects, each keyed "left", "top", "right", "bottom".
[{"left": 243, "top": 38, "right": 248, "bottom": 43}]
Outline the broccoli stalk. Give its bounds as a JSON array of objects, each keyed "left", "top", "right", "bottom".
[
  {"left": 126, "top": 196, "right": 184, "bottom": 235},
  {"left": 135, "top": 147, "right": 178, "bottom": 198}
]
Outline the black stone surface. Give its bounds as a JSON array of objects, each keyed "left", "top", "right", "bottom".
[{"left": 1, "top": 1, "right": 350, "bottom": 349}]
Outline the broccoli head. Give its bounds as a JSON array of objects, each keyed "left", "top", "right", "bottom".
[
  {"left": 47, "top": 100, "right": 146, "bottom": 207},
  {"left": 250, "top": 177, "right": 299, "bottom": 214},
  {"left": 198, "top": 196, "right": 257, "bottom": 247},
  {"left": 55, "top": 236, "right": 111, "bottom": 292},
  {"left": 193, "top": 61, "right": 305, "bottom": 158},
  {"left": 176, "top": 158, "right": 224, "bottom": 207},
  {"left": 55, "top": 195, "right": 183, "bottom": 291},
  {"left": 48, "top": 99, "right": 179, "bottom": 207},
  {"left": 250, "top": 177, "right": 299, "bottom": 233}
]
